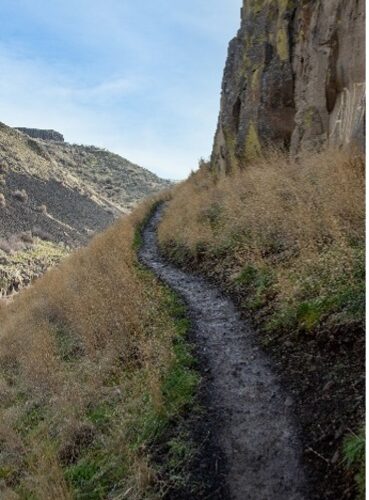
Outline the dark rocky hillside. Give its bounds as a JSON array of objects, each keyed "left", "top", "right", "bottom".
[
  {"left": 1, "top": 171, "right": 113, "bottom": 246},
  {"left": 0, "top": 121, "right": 170, "bottom": 244}
]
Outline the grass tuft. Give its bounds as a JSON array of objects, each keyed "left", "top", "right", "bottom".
[{"left": 343, "top": 429, "right": 365, "bottom": 499}]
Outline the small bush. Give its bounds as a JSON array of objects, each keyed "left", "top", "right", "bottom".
[
  {"left": 0, "top": 238, "right": 12, "bottom": 254},
  {"left": 0, "top": 233, "right": 33, "bottom": 254},
  {"left": 32, "top": 226, "right": 52, "bottom": 241},
  {"left": 19, "top": 231, "right": 34, "bottom": 244},
  {"left": 0, "top": 193, "right": 6, "bottom": 208},
  {"left": 12, "top": 189, "right": 28, "bottom": 202},
  {"left": 35, "top": 204, "right": 47, "bottom": 214}
]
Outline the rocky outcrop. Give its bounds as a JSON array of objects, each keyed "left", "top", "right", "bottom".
[
  {"left": 16, "top": 127, "right": 65, "bottom": 142},
  {"left": 212, "top": 0, "right": 365, "bottom": 172}
]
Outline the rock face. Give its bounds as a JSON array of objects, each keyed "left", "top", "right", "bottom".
[
  {"left": 16, "top": 127, "right": 65, "bottom": 142},
  {"left": 212, "top": 0, "right": 365, "bottom": 172}
]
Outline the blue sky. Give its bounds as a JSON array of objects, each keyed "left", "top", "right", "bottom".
[{"left": 0, "top": 1, "right": 241, "bottom": 179}]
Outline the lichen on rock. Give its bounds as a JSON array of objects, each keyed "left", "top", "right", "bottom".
[{"left": 212, "top": 0, "right": 365, "bottom": 172}]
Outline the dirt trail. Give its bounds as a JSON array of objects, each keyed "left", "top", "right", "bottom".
[{"left": 140, "top": 206, "right": 308, "bottom": 500}]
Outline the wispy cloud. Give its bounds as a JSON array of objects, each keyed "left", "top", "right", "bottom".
[
  {"left": 53, "top": 78, "right": 140, "bottom": 105},
  {"left": 0, "top": 1, "right": 241, "bottom": 179}
]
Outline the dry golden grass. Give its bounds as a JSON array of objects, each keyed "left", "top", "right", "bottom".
[
  {"left": 0, "top": 194, "right": 194, "bottom": 498},
  {"left": 159, "top": 148, "right": 365, "bottom": 332},
  {"left": 160, "top": 148, "right": 364, "bottom": 253}
]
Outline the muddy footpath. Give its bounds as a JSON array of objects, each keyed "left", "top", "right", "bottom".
[{"left": 139, "top": 206, "right": 309, "bottom": 500}]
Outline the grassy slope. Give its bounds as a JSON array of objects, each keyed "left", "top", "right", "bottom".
[
  {"left": 158, "top": 149, "right": 365, "bottom": 499},
  {"left": 0, "top": 199, "right": 200, "bottom": 499}
]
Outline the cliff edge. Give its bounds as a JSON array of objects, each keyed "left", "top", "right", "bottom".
[{"left": 212, "top": 0, "right": 365, "bottom": 172}]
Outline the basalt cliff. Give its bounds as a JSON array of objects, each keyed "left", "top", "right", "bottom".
[
  {"left": 15, "top": 127, "right": 65, "bottom": 142},
  {"left": 212, "top": 0, "right": 365, "bottom": 171}
]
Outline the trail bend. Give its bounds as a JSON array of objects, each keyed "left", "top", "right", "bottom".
[{"left": 139, "top": 205, "right": 308, "bottom": 500}]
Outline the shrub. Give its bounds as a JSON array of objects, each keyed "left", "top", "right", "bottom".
[
  {"left": 32, "top": 226, "right": 52, "bottom": 241},
  {"left": 19, "top": 231, "right": 34, "bottom": 244},
  {"left": 0, "top": 238, "right": 12, "bottom": 254},
  {"left": 35, "top": 204, "right": 47, "bottom": 214},
  {"left": 12, "top": 189, "right": 28, "bottom": 202},
  {"left": 0, "top": 193, "right": 6, "bottom": 208}
]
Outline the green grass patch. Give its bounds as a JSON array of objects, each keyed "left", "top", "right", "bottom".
[
  {"left": 254, "top": 244, "right": 365, "bottom": 335},
  {"left": 16, "top": 404, "right": 45, "bottom": 436},
  {"left": 343, "top": 429, "right": 365, "bottom": 500},
  {"left": 235, "top": 264, "right": 259, "bottom": 287},
  {"left": 162, "top": 340, "right": 199, "bottom": 417},
  {"left": 235, "top": 264, "right": 275, "bottom": 312},
  {"left": 51, "top": 323, "right": 84, "bottom": 362},
  {"left": 86, "top": 402, "right": 115, "bottom": 430},
  {"left": 65, "top": 454, "right": 120, "bottom": 500}
]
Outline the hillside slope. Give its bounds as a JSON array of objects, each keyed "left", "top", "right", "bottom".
[
  {"left": 0, "top": 123, "right": 170, "bottom": 238},
  {"left": 0, "top": 122, "right": 170, "bottom": 297},
  {"left": 42, "top": 140, "right": 171, "bottom": 212}
]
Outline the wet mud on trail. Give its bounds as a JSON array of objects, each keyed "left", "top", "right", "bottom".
[{"left": 139, "top": 205, "right": 308, "bottom": 500}]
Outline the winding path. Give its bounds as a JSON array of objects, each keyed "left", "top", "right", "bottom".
[{"left": 140, "top": 206, "right": 308, "bottom": 500}]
